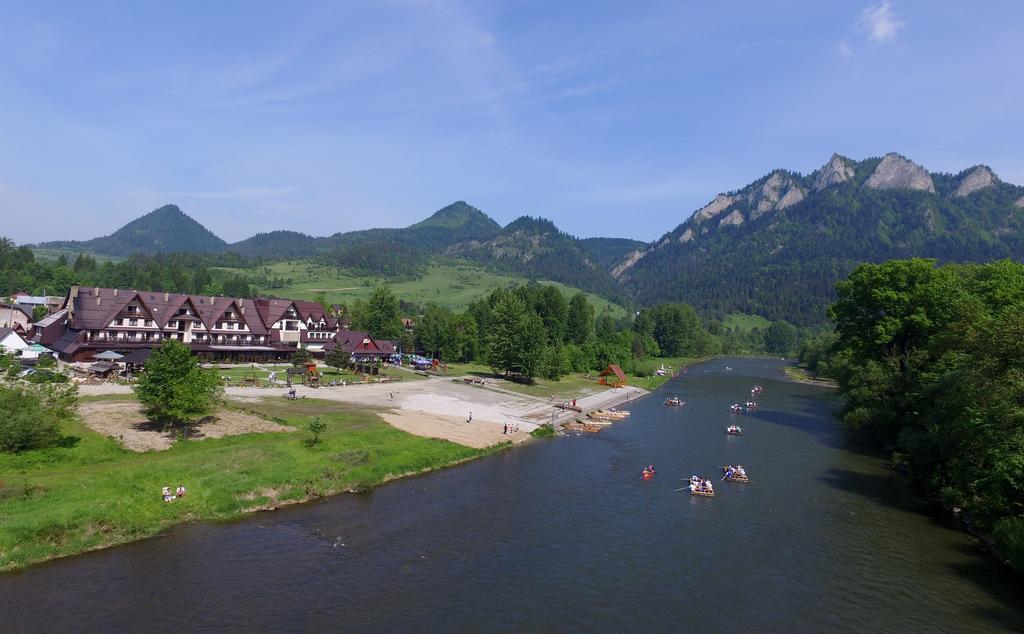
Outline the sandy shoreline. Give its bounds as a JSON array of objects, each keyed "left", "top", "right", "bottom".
[{"left": 78, "top": 375, "right": 649, "bottom": 448}]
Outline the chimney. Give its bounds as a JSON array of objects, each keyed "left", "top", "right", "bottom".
[
  {"left": 113, "top": 288, "right": 118, "bottom": 296},
  {"left": 94, "top": 287, "right": 99, "bottom": 295},
  {"left": 96, "top": 295, "right": 101, "bottom": 306},
  {"left": 164, "top": 292, "right": 169, "bottom": 302},
  {"left": 210, "top": 296, "right": 215, "bottom": 304}
]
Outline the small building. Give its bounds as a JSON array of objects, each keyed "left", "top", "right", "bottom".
[
  {"left": 598, "top": 364, "right": 628, "bottom": 388},
  {"left": 0, "top": 327, "right": 30, "bottom": 355},
  {"left": 0, "top": 303, "right": 34, "bottom": 333}
]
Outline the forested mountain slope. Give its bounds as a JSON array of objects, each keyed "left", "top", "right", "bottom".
[
  {"left": 39, "top": 204, "right": 227, "bottom": 255},
  {"left": 616, "top": 153, "right": 1024, "bottom": 325}
]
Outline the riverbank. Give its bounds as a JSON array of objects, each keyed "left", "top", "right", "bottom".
[
  {"left": 783, "top": 365, "right": 838, "bottom": 388},
  {"left": 0, "top": 398, "right": 503, "bottom": 572}
]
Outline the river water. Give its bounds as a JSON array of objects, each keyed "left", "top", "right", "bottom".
[{"left": 2, "top": 358, "right": 1022, "bottom": 632}]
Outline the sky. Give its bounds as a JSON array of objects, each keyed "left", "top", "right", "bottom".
[{"left": 2, "top": 0, "right": 1023, "bottom": 245}]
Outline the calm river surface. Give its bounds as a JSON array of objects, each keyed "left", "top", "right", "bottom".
[{"left": 3, "top": 358, "right": 1023, "bottom": 632}]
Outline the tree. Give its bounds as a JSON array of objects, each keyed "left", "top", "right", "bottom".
[
  {"left": 325, "top": 347, "right": 350, "bottom": 372},
  {"left": 307, "top": 415, "right": 328, "bottom": 446},
  {"left": 35, "top": 353, "right": 56, "bottom": 369},
  {"left": 364, "top": 285, "right": 403, "bottom": 340},
  {"left": 221, "top": 275, "right": 251, "bottom": 298},
  {"left": 291, "top": 348, "right": 312, "bottom": 367},
  {"left": 487, "top": 294, "right": 545, "bottom": 379},
  {"left": 133, "top": 340, "right": 222, "bottom": 430},
  {"left": 566, "top": 292, "right": 594, "bottom": 345},
  {"left": 32, "top": 305, "right": 48, "bottom": 322},
  {"left": 764, "top": 321, "right": 797, "bottom": 355}
]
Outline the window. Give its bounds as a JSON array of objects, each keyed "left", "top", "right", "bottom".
[
  {"left": 145, "top": 320, "right": 153, "bottom": 327},
  {"left": 129, "top": 319, "right": 138, "bottom": 326}
]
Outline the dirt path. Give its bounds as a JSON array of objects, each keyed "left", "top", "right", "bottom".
[{"left": 77, "top": 401, "right": 293, "bottom": 452}]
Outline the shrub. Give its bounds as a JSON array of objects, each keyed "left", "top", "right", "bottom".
[
  {"left": 307, "top": 416, "right": 328, "bottom": 446},
  {"left": 992, "top": 516, "right": 1024, "bottom": 574},
  {"left": 0, "top": 385, "right": 66, "bottom": 452}
]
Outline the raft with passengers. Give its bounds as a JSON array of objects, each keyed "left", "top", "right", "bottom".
[
  {"left": 722, "top": 465, "right": 749, "bottom": 483},
  {"left": 664, "top": 396, "right": 684, "bottom": 406},
  {"left": 688, "top": 475, "right": 715, "bottom": 496}
]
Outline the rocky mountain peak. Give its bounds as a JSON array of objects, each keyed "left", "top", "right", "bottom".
[
  {"left": 813, "top": 153, "right": 855, "bottom": 191},
  {"left": 953, "top": 166, "right": 998, "bottom": 197},
  {"left": 691, "top": 194, "right": 737, "bottom": 223},
  {"left": 864, "top": 153, "right": 936, "bottom": 193}
]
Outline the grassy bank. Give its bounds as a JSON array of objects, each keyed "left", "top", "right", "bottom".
[
  {"left": 443, "top": 362, "right": 611, "bottom": 399},
  {"left": 628, "top": 357, "right": 702, "bottom": 391},
  {"left": 783, "top": 365, "right": 838, "bottom": 387},
  {"left": 0, "top": 398, "right": 498, "bottom": 572}
]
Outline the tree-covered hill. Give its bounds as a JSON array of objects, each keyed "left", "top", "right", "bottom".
[
  {"left": 38, "top": 204, "right": 227, "bottom": 255},
  {"left": 616, "top": 154, "right": 1024, "bottom": 325}
]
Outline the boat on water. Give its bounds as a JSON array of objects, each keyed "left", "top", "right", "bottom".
[
  {"left": 726, "top": 425, "right": 743, "bottom": 435},
  {"left": 664, "top": 396, "right": 684, "bottom": 406},
  {"left": 730, "top": 403, "right": 743, "bottom": 414},
  {"left": 688, "top": 476, "right": 715, "bottom": 496},
  {"left": 722, "top": 465, "right": 749, "bottom": 482}
]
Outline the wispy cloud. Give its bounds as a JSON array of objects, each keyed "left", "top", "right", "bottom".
[{"left": 857, "top": 1, "right": 904, "bottom": 44}]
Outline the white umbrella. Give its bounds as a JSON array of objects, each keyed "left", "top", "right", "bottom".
[{"left": 93, "top": 350, "right": 125, "bottom": 361}]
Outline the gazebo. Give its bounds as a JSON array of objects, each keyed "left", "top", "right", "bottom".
[
  {"left": 598, "top": 364, "right": 628, "bottom": 388},
  {"left": 93, "top": 350, "right": 125, "bottom": 361}
]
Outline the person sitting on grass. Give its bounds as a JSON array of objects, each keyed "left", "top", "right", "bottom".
[
  {"left": 176, "top": 485, "right": 186, "bottom": 498},
  {"left": 162, "top": 486, "right": 174, "bottom": 502}
]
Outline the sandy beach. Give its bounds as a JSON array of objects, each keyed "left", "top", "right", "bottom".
[{"left": 78, "top": 374, "right": 648, "bottom": 448}]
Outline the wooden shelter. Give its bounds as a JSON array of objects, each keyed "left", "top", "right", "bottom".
[{"left": 598, "top": 364, "right": 628, "bottom": 388}]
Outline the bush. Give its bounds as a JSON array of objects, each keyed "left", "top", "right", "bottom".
[
  {"left": 307, "top": 416, "right": 328, "bottom": 446},
  {"left": 25, "top": 369, "right": 68, "bottom": 384},
  {"left": 992, "top": 516, "right": 1024, "bottom": 574},
  {"left": 35, "top": 354, "right": 56, "bottom": 370},
  {"left": 0, "top": 385, "right": 67, "bottom": 452}
]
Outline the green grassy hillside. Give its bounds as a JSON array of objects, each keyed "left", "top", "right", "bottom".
[{"left": 216, "top": 259, "right": 628, "bottom": 317}]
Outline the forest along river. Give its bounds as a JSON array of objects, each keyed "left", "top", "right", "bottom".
[{"left": 3, "top": 358, "right": 1023, "bottom": 632}]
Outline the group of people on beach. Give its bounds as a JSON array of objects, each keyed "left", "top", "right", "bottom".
[
  {"left": 161, "top": 485, "right": 186, "bottom": 502},
  {"left": 503, "top": 423, "right": 520, "bottom": 435}
]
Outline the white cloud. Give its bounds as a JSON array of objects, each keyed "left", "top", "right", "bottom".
[{"left": 857, "top": 1, "right": 904, "bottom": 44}]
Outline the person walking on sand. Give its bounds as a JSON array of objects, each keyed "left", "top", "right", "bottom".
[
  {"left": 390, "top": 391, "right": 394, "bottom": 400},
  {"left": 468, "top": 412, "right": 472, "bottom": 423}
]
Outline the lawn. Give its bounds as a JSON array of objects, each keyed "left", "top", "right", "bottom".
[
  {"left": 214, "top": 259, "right": 628, "bottom": 318},
  {"left": 442, "top": 362, "right": 610, "bottom": 400},
  {"left": 211, "top": 364, "right": 426, "bottom": 386},
  {"left": 0, "top": 397, "right": 496, "bottom": 571}
]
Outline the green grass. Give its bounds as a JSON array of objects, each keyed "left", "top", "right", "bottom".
[
  {"left": 722, "top": 313, "right": 771, "bottom": 332},
  {"left": 443, "top": 362, "right": 610, "bottom": 399},
  {"left": 215, "top": 259, "right": 628, "bottom": 317},
  {"left": 0, "top": 398, "right": 499, "bottom": 571},
  {"left": 627, "top": 356, "right": 701, "bottom": 391},
  {"left": 212, "top": 365, "right": 425, "bottom": 385}
]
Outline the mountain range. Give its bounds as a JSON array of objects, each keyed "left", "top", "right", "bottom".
[{"left": 33, "top": 152, "right": 1024, "bottom": 325}]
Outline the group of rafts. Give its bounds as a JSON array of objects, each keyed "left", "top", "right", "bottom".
[
  {"left": 726, "top": 385, "right": 763, "bottom": 434},
  {"left": 646, "top": 384, "right": 763, "bottom": 496}
]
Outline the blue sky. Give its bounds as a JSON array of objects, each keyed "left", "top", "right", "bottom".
[{"left": 2, "top": 1, "right": 1022, "bottom": 245}]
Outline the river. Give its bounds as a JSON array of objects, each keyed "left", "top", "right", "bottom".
[{"left": 2, "top": 358, "right": 1022, "bottom": 632}]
